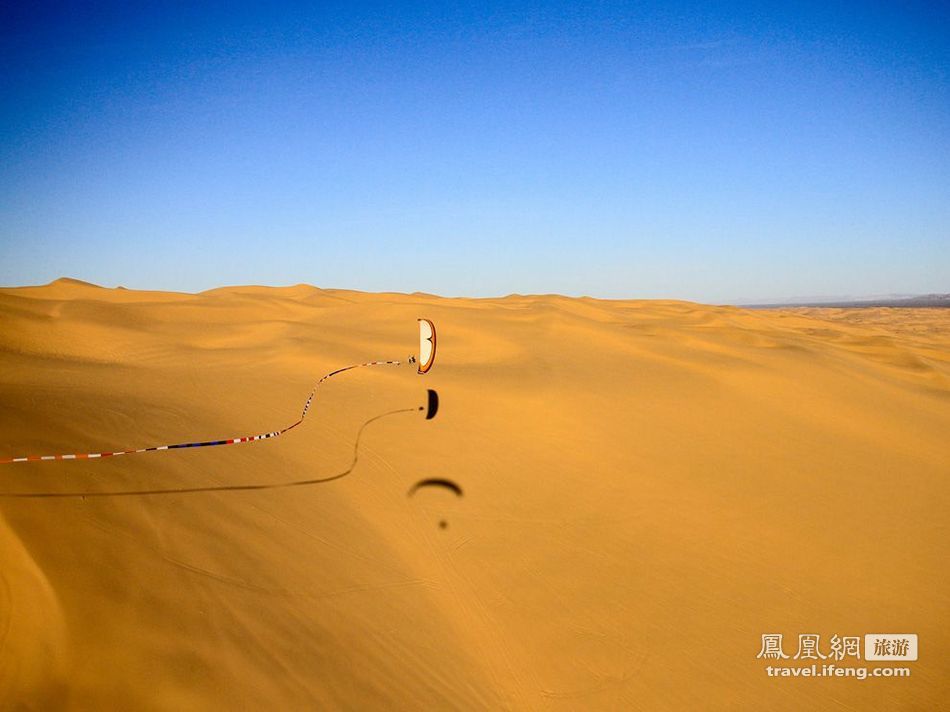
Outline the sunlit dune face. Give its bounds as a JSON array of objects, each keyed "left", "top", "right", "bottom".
[{"left": 1, "top": 282, "right": 948, "bottom": 709}]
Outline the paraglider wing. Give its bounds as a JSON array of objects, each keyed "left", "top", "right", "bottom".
[{"left": 418, "top": 318, "right": 436, "bottom": 374}]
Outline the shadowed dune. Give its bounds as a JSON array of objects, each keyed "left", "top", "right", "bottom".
[{"left": 1, "top": 280, "right": 948, "bottom": 709}]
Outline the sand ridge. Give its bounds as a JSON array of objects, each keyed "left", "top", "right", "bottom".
[{"left": 1, "top": 280, "right": 948, "bottom": 708}]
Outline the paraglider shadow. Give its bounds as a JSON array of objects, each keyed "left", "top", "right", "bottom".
[
  {"left": 0, "top": 407, "right": 420, "bottom": 499},
  {"left": 407, "top": 477, "right": 463, "bottom": 530}
]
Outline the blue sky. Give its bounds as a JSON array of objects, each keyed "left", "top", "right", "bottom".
[{"left": 1, "top": 1, "right": 947, "bottom": 302}]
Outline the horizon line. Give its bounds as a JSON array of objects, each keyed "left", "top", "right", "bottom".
[{"left": 1, "top": 276, "right": 947, "bottom": 309}]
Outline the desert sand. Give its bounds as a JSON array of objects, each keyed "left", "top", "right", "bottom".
[{"left": 1, "top": 278, "right": 948, "bottom": 709}]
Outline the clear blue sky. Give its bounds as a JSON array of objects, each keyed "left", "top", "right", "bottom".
[{"left": 1, "top": 1, "right": 947, "bottom": 302}]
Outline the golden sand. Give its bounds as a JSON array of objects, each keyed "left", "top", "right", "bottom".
[{"left": 1, "top": 278, "right": 948, "bottom": 708}]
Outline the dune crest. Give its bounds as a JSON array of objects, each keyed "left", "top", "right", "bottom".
[
  {"left": 49, "top": 277, "right": 102, "bottom": 288},
  {"left": 0, "top": 515, "right": 68, "bottom": 707}
]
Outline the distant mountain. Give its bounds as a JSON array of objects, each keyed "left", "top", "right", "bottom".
[{"left": 743, "top": 293, "right": 950, "bottom": 308}]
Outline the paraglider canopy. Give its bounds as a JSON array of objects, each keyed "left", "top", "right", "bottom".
[{"left": 418, "top": 318, "right": 436, "bottom": 374}]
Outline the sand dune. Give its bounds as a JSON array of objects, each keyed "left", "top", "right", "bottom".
[{"left": 1, "top": 279, "right": 948, "bottom": 709}]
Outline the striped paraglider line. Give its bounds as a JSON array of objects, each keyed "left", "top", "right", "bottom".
[{"left": 0, "top": 360, "right": 402, "bottom": 465}]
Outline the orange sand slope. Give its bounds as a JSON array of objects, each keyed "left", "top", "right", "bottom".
[{"left": 1, "top": 279, "right": 948, "bottom": 709}]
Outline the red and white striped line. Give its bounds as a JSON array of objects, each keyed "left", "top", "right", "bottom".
[{"left": 0, "top": 360, "right": 401, "bottom": 464}]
